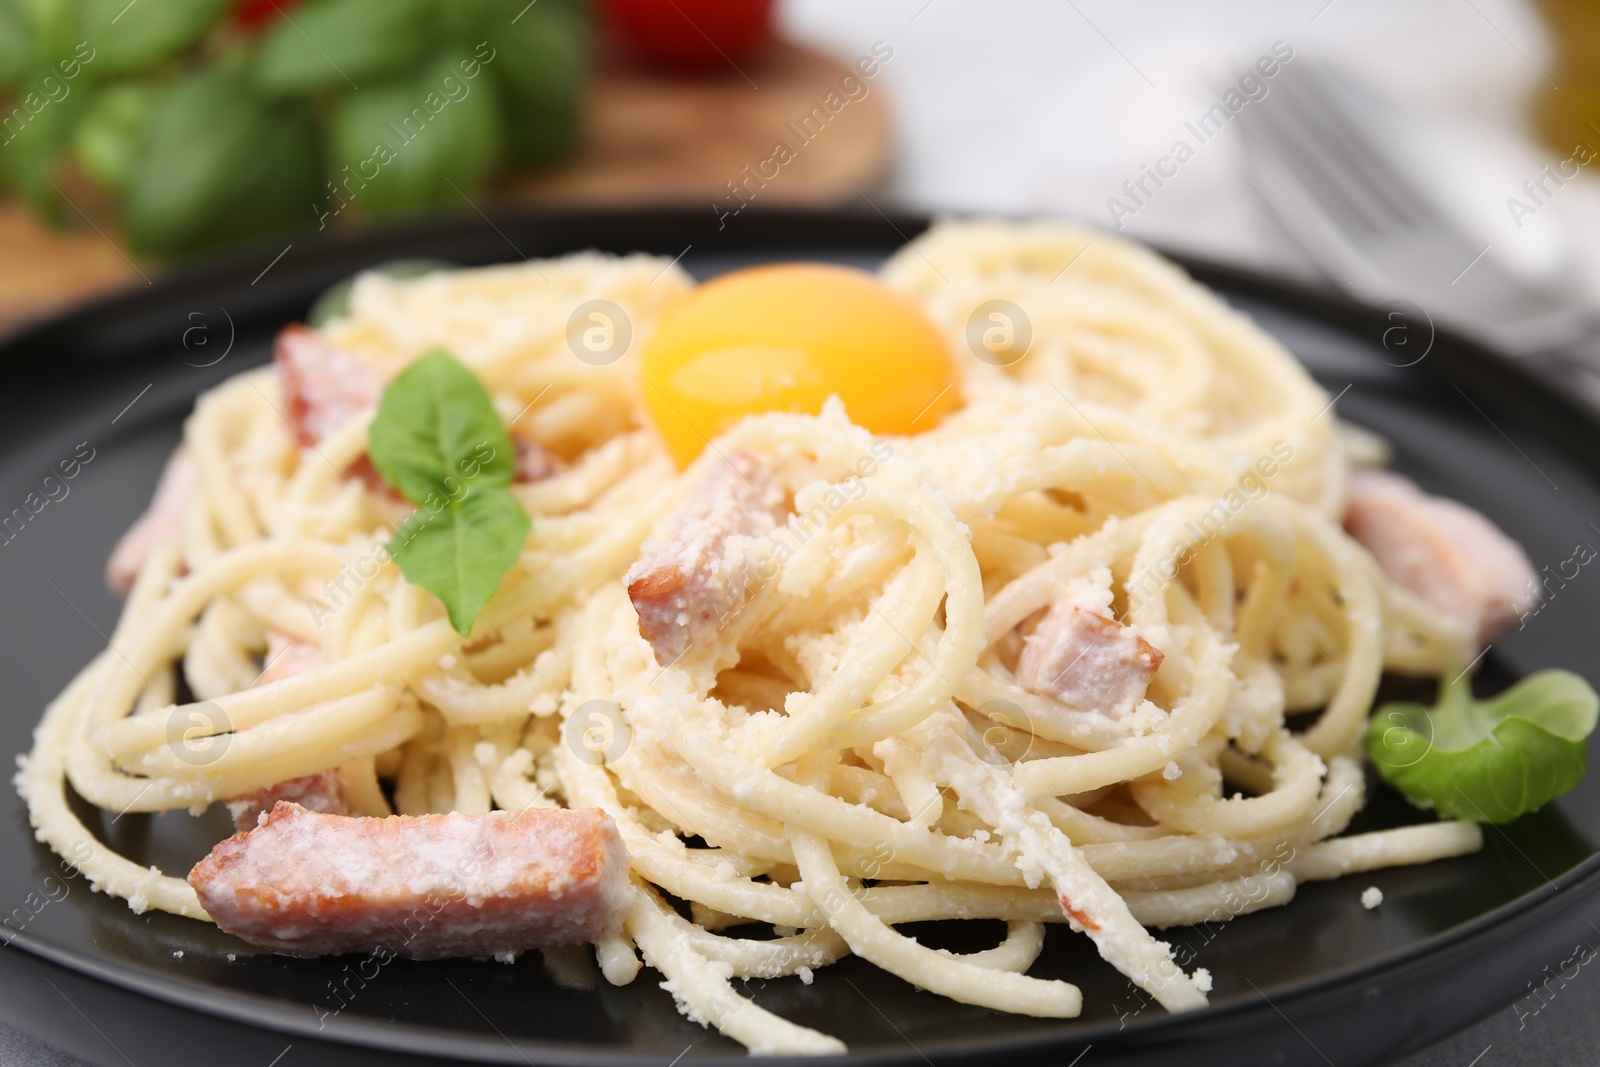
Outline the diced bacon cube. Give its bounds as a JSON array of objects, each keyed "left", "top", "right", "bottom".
[
  {"left": 625, "top": 453, "right": 786, "bottom": 666},
  {"left": 224, "top": 633, "right": 351, "bottom": 831},
  {"left": 255, "top": 631, "right": 324, "bottom": 686},
  {"left": 514, "top": 439, "right": 565, "bottom": 483},
  {"left": 1015, "top": 604, "right": 1163, "bottom": 716},
  {"left": 1343, "top": 468, "right": 1537, "bottom": 644},
  {"left": 189, "top": 803, "right": 632, "bottom": 958},
  {"left": 105, "top": 447, "right": 197, "bottom": 595},
  {"left": 273, "top": 323, "right": 384, "bottom": 445}
]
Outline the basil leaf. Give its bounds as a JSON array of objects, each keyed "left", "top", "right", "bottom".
[
  {"left": 326, "top": 50, "right": 504, "bottom": 216},
  {"left": 72, "top": 80, "right": 159, "bottom": 193},
  {"left": 0, "top": 72, "right": 86, "bottom": 216},
  {"left": 389, "top": 488, "right": 529, "bottom": 636},
  {"left": 81, "top": 0, "right": 230, "bottom": 76},
  {"left": 124, "top": 65, "right": 322, "bottom": 255},
  {"left": 307, "top": 258, "right": 456, "bottom": 327},
  {"left": 367, "top": 350, "right": 527, "bottom": 636},
  {"left": 480, "top": 1, "right": 587, "bottom": 164},
  {"left": 3, "top": 0, "right": 76, "bottom": 80},
  {"left": 253, "top": 0, "right": 433, "bottom": 96},
  {"left": 368, "top": 349, "right": 516, "bottom": 502},
  {"left": 0, "top": 1, "right": 37, "bottom": 84},
  {"left": 1479, "top": 669, "right": 1599, "bottom": 741},
  {"left": 1365, "top": 669, "right": 1598, "bottom": 824}
]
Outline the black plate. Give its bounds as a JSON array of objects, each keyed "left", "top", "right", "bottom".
[{"left": 1, "top": 209, "right": 1597, "bottom": 1067}]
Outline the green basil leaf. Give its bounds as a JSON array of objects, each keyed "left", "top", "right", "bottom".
[
  {"left": 1365, "top": 669, "right": 1598, "bottom": 824},
  {"left": 1480, "top": 669, "right": 1599, "bottom": 741},
  {"left": 389, "top": 488, "right": 529, "bottom": 637},
  {"left": 253, "top": 0, "right": 433, "bottom": 96},
  {"left": 368, "top": 350, "right": 527, "bottom": 636},
  {"left": 434, "top": 0, "right": 493, "bottom": 39},
  {"left": 368, "top": 349, "right": 516, "bottom": 503},
  {"left": 71, "top": 80, "right": 159, "bottom": 193},
  {"left": 0, "top": 1, "right": 38, "bottom": 84},
  {"left": 81, "top": 0, "right": 230, "bottom": 76},
  {"left": 479, "top": 2, "right": 587, "bottom": 164},
  {"left": 124, "top": 65, "right": 322, "bottom": 255},
  {"left": 307, "top": 258, "right": 456, "bottom": 327},
  {"left": 5, "top": 0, "right": 77, "bottom": 78},
  {"left": 0, "top": 71, "right": 86, "bottom": 215},
  {"left": 326, "top": 50, "right": 503, "bottom": 216}
]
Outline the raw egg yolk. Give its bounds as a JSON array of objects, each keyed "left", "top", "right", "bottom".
[{"left": 640, "top": 263, "right": 962, "bottom": 467}]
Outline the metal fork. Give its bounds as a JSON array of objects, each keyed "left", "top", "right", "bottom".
[{"left": 1238, "top": 63, "right": 1600, "bottom": 391}]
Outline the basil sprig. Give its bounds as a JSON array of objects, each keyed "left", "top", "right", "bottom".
[
  {"left": 367, "top": 350, "right": 530, "bottom": 636},
  {"left": 0, "top": 0, "right": 590, "bottom": 256},
  {"left": 1364, "top": 669, "right": 1598, "bottom": 824}
]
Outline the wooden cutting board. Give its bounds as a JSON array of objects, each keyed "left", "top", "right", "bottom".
[{"left": 0, "top": 40, "right": 890, "bottom": 333}]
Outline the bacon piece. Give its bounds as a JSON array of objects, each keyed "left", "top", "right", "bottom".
[
  {"left": 273, "top": 323, "right": 384, "bottom": 445},
  {"left": 106, "top": 447, "right": 197, "bottom": 595},
  {"left": 1344, "top": 468, "right": 1536, "bottom": 644},
  {"left": 625, "top": 453, "right": 786, "bottom": 666},
  {"left": 226, "top": 772, "right": 345, "bottom": 830},
  {"left": 189, "top": 803, "right": 632, "bottom": 958},
  {"left": 1015, "top": 604, "right": 1163, "bottom": 716},
  {"left": 514, "top": 439, "right": 565, "bottom": 483},
  {"left": 255, "top": 631, "right": 324, "bottom": 686},
  {"left": 344, "top": 454, "right": 397, "bottom": 497},
  {"left": 224, "top": 634, "right": 350, "bottom": 831}
]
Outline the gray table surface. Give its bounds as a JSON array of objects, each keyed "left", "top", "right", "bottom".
[{"left": 3, "top": 945, "right": 1597, "bottom": 1067}]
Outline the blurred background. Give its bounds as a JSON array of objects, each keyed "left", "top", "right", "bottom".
[
  {"left": 3, "top": 1, "right": 1600, "bottom": 1064},
  {"left": 3, "top": 0, "right": 1600, "bottom": 338}
]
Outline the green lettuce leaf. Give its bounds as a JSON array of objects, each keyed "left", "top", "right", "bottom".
[{"left": 1364, "top": 669, "right": 1598, "bottom": 824}]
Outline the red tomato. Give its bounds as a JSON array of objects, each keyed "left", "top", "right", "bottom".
[
  {"left": 232, "top": 0, "right": 302, "bottom": 33},
  {"left": 604, "top": 0, "right": 775, "bottom": 70}
]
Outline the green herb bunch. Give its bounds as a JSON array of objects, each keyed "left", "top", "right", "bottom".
[
  {"left": 0, "top": 0, "right": 588, "bottom": 256},
  {"left": 1365, "top": 669, "right": 1598, "bottom": 823}
]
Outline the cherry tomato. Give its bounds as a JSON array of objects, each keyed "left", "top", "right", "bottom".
[
  {"left": 604, "top": 0, "right": 775, "bottom": 70},
  {"left": 232, "top": 0, "right": 302, "bottom": 33}
]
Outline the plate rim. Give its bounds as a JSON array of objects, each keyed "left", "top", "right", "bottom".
[{"left": 5, "top": 205, "right": 1598, "bottom": 1065}]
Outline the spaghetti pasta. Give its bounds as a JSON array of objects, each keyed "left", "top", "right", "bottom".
[{"left": 18, "top": 221, "right": 1497, "bottom": 1053}]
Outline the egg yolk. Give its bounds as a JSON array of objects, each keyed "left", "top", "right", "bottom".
[{"left": 640, "top": 263, "right": 962, "bottom": 467}]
